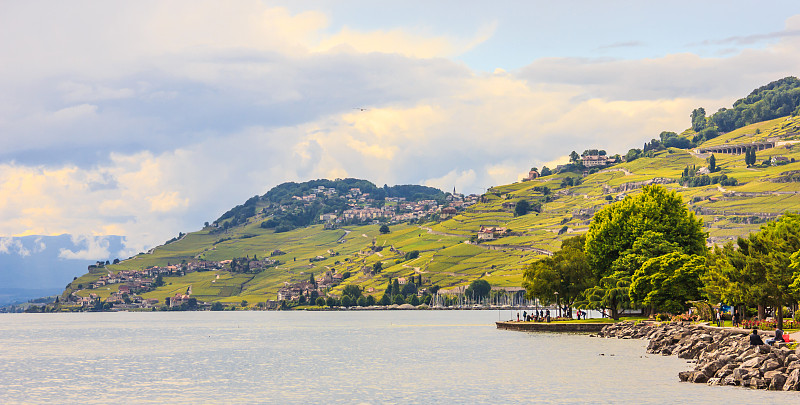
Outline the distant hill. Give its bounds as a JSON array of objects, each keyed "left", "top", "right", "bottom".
[
  {"left": 710, "top": 76, "right": 800, "bottom": 132},
  {"left": 59, "top": 78, "right": 800, "bottom": 310},
  {"left": 213, "top": 178, "right": 445, "bottom": 233},
  {"left": 0, "top": 235, "right": 126, "bottom": 304}
]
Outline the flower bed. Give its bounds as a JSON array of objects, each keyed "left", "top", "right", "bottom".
[{"left": 741, "top": 318, "right": 799, "bottom": 330}]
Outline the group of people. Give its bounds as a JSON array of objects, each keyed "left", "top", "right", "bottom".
[
  {"left": 749, "top": 326, "right": 787, "bottom": 346},
  {"left": 513, "top": 308, "right": 590, "bottom": 322},
  {"left": 516, "top": 309, "right": 551, "bottom": 322},
  {"left": 714, "top": 308, "right": 741, "bottom": 327}
]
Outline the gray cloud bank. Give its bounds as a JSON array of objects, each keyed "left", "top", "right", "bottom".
[{"left": 1, "top": 2, "right": 799, "bottom": 255}]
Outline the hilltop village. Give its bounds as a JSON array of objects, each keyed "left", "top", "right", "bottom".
[
  {"left": 270, "top": 186, "right": 480, "bottom": 225},
  {"left": 66, "top": 257, "right": 279, "bottom": 310}
]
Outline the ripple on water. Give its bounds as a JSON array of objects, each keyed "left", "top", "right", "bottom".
[{"left": 0, "top": 311, "right": 796, "bottom": 404}]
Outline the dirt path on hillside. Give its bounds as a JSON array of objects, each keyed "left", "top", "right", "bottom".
[
  {"left": 402, "top": 264, "right": 422, "bottom": 273},
  {"left": 598, "top": 167, "right": 633, "bottom": 176},
  {"left": 419, "top": 226, "right": 471, "bottom": 238},
  {"left": 338, "top": 229, "right": 351, "bottom": 242}
]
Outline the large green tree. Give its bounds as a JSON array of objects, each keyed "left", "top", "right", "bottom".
[
  {"left": 705, "top": 213, "right": 800, "bottom": 328},
  {"left": 583, "top": 185, "right": 706, "bottom": 319},
  {"left": 342, "top": 284, "right": 362, "bottom": 299},
  {"left": 465, "top": 279, "right": 491, "bottom": 302},
  {"left": 515, "top": 199, "right": 531, "bottom": 216},
  {"left": 585, "top": 185, "right": 706, "bottom": 278},
  {"left": 691, "top": 107, "right": 707, "bottom": 132},
  {"left": 629, "top": 252, "right": 707, "bottom": 314},
  {"left": 583, "top": 272, "right": 632, "bottom": 320},
  {"left": 523, "top": 235, "right": 594, "bottom": 308}
]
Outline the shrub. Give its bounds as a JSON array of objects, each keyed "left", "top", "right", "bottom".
[{"left": 670, "top": 313, "right": 700, "bottom": 323}]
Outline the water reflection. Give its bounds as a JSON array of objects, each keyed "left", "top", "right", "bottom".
[{"left": 0, "top": 311, "right": 792, "bottom": 404}]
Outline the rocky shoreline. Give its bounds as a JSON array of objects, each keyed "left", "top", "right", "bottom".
[{"left": 597, "top": 321, "right": 800, "bottom": 391}]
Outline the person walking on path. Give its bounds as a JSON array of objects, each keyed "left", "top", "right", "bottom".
[{"left": 715, "top": 310, "right": 722, "bottom": 327}]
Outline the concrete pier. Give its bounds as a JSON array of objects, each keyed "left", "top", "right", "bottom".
[{"left": 496, "top": 321, "right": 612, "bottom": 333}]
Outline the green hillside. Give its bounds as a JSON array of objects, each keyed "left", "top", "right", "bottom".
[{"left": 61, "top": 79, "right": 800, "bottom": 310}]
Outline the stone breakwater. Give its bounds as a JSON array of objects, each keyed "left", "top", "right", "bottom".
[{"left": 597, "top": 321, "right": 800, "bottom": 391}]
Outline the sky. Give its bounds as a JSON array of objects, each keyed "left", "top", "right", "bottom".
[{"left": 2, "top": 0, "right": 800, "bottom": 260}]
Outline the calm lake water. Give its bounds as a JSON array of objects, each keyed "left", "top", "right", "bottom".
[{"left": 0, "top": 310, "right": 794, "bottom": 404}]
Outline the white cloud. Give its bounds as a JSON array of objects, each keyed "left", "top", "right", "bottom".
[
  {"left": 2, "top": 3, "right": 800, "bottom": 255},
  {"left": 59, "top": 82, "right": 135, "bottom": 103},
  {"left": 0, "top": 237, "right": 31, "bottom": 257},
  {"left": 58, "top": 235, "right": 111, "bottom": 260},
  {"left": 33, "top": 237, "right": 46, "bottom": 254},
  {"left": 423, "top": 170, "right": 478, "bottom": 195},
  {"left": 313, "top": 21, "right": 496, "bottom": 58}
]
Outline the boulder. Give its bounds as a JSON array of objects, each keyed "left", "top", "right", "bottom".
[
  {"left": 733, "top": 367, "right": 759, "bottom": 383},
  {"left": 706, "top": 377, "right": 721, "bottom": 386},
  {"left": 749, "top": 377, "right": 767, "bottom": 389},
  {"left": 741, "top": 356, "right": 763, "bottom": 369},
  {"left": 699, "top": 360, "right": 724, "bottom": 377},
  {"left": 759, "top": 359, "right": 782, "bottom": 374},
  {"left": 678, "top": 371, "right": 693, "bottom": 382},
  {"left": 767, "top": 372, "right": 787, "bottom": 390},
  {"left": 714, "top": 363, "right": 737, "bottom": 379},
  {"left": 690, "top": 371, "right": 709, "bottom": 384},
  {"left": 783, "top": 369, "right": 800, "bottom": 391}
]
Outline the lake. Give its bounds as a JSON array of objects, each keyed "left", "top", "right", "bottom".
[{"left": 0, "top": 310, "right": 793, "bottom": 404}]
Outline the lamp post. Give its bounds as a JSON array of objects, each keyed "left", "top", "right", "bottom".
[{"left": 554, "top": 291, "right": 559, "bottom": 318}]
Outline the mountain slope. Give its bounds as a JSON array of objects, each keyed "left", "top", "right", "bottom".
[{"left": 60, "top": 81, "right": 800, "bottom": 309}]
